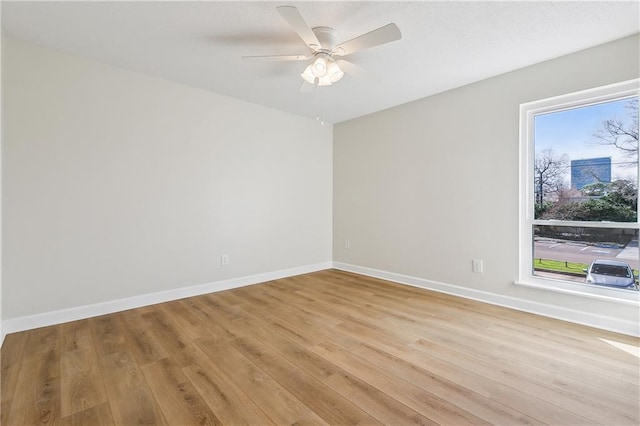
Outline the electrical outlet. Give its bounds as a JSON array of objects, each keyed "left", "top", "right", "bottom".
[
  {"left": 345, "top": 239, "right": 351, "bottom": 249},
  {"left": 472, "top": 259, "right": 483, "bottom": 273},
  {"left": 221, "top": 254, "right": 230, "bottom": 266}
]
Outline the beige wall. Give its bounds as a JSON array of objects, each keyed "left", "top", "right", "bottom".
[
  {"left": 334, "top": 34, "right": 640, "bottom": 330},
  {"left": 2, "top": 38, "right": 332, "bottom": 320}
]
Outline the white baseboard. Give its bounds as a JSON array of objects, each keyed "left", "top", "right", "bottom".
[
  {"left": 1, "top": 262, "right": 332, "bottom": 343},
  {"left": 333, "top": 262, "right": 640, "bottom": 337},
  {"left": 3, "top": 260, "right": 636, "bottom": 346}
]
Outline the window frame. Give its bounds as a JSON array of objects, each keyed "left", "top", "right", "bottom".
[{"left": 517, "top": 79, "right": 640, "bottom": 305}]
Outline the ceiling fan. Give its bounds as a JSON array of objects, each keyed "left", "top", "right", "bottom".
[{"left": 242, "top": 5, "right": 402, "bottom": 90}]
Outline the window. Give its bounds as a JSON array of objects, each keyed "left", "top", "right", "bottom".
[{"left": 519, "top": 80, "right": 640, "bottom": 302}]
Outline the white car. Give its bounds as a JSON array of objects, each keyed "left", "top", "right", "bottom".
[{"left": 585, "top": 259, "right": 637, "bottom": 289}]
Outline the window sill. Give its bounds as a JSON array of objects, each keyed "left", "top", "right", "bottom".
[{"left": 514, "top": 277, "right": 640, "bottom": 306}]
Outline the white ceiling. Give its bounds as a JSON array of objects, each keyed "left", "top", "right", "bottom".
[{"left": 2, "top": 1, "right": 639, "bottom": 124}]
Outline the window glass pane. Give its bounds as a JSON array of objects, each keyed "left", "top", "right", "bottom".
[
  {"left": 533, "top": 97, "right": 638, "bottom": 222},
  {"left": 533, "top": 225, "right": 639, "bottom": 291}
]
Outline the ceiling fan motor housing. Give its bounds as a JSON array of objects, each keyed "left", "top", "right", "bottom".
[{"left": 312, "top": 27, "right": 338, "bottom": 54}]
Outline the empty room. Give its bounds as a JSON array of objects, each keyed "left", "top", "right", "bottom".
[{"left": 1, "top": 1, "right": 639, "bottom": 425}]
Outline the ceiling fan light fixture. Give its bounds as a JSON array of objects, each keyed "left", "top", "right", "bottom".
[
  {"left": 311, "top": 53, "right": 329, "bottom": 77},
  {"left": 303, "top": 54, "right": 343, "bottom": 86},
  {"left": 317, "top": 75, "right": 332, "bottom": 86},
  {"left": 327, "top": 60, "right": 344, "bottom": 83},
  {"left": 301, "top": 64, "right": 316, "bottom": 84}
]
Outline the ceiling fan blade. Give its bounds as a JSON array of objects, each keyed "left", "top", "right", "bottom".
[
  {"left": 334, "top": 23, "right": 401, "bottom": 56},
  {"left": 241, "top": 54, "right": 310, "bottom": 61},
  {"left": 276, "top": 5, "right": 321, "bottom": 50},
  {"left": 336, "top": 59, "right": 363, "bottom": 76}
]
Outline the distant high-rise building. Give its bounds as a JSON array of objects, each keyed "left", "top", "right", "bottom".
[{"left": 571, "top": 157, "right": 611, "bottom": 189}]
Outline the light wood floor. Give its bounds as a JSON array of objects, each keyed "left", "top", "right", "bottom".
[{"left": 1, "top": 269, "right": 639, "bottom": 425}]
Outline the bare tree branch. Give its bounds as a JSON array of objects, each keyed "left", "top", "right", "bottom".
[
  {"left": 593, "top": 98, "right": 639, "bottom": 161},
  {"left": 534, "top": 148, "right": 569, "bottom": 206}
]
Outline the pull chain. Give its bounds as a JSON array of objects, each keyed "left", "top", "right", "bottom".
[{"left": 315, "top": 86, "right": 325, "bottom": 126}]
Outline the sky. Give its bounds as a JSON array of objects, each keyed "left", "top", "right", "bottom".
[{"left": 534, "top": 96, "right": 638, "bottom": 185}]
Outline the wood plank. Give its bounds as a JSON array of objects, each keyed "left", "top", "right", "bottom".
[
  {"left": 4, "top": 327, "right": 61, "bottom": 425},
  {"left": 404, "top": 317, "right": 640, "bottom": 397},
  {"left": 312, "top": 341, "right": 489, "bottom": 426},
  {"left": 89, "top": 314, "right": 128, "bottom": 357},
  {"left": 140, "top": 308, "right": 200, "bottom": 368},
  {"left": 163, "top": 299, "right": 225, "bottom": 341},
  {"left": 140, "top": 357, "right": 222, "bottom": 425},
  {"left": 175, "top": 296, "right": 242, "bottom": 341},
  {"left": 323, "top": 372, "right": 435, "bottom": 426},
  {"left": 97, "top": 350, "right": 167, "bottom": 425},
  {"left": 1, "top": 400, "right": 12, "bottom": 425},
  {"left": 1, "top": 331, "right": 28, "bottom": 403},
  {"left": 412, "top": 318, "right": 640, "bottom": 402},
  {"left": 409, "top": 338, "right": 639, "bottom": 425},
  {"left": 200, "top": 293, "right": 244, "bottom": 320},
  {"left": 184, "top": 345, "right": 276, "bottom": 425},
  {"left": 194, "top": 336, "right": 326, "bottom": 425},
  {"left": 59, "top": 320, "right": 108, "bottom": 417},
  {"left": 230, "top": 316, "right": 348, "bottom": 381},
  {"left": 58, "top": 402, "right": 115, "bottom": 426},
  {"left": 117, "top": 309, "right": 169, "bottom": 366},
  {"left": 231, "top": 335, "right": 370, "bottom": 425},
  {"left": 350, "top": 342, "right": 543, "bottom": 425},
  {"left": 228, "top": 287, "right": 363, "bottom": 350},
  {"left": 355, "top": 414, "right": 385, "bottom": 426},
  {"left": 60, "top": 342, "right": 108, "bottom": 417},
  {"left": 374, "top": 337, "right": 599, "bottom": 425}
]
